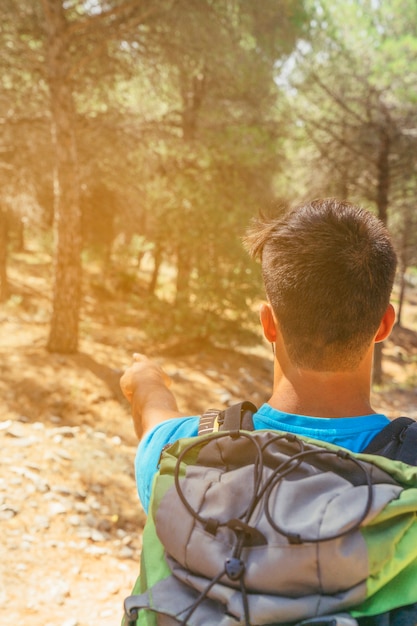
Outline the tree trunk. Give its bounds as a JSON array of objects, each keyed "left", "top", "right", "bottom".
[
  {"left": 148, "top": 245, "right": 162, "bottom": 295},
  {"left": 372, "top": 343, "right": 383, "bottom": 387},
  {"left": 14, "top": 217, "right": 25, "bottom": 252},
  {"left": 396, "top": 211, "right": 412, "bottom": 329},
  {"left": 0, "top": 206, "right": 9, "bottom": 302},
  {"left": 397, "top": 263, "right": 406, "bottom": 328},
  {"left": 181, "top": 71, "right": 205, "bottom": 141},
  {"left": 372, "top": 128, "right": 390, "bottom": 386},
  {"left": 175, "top": 246, "right": 191, "bottom": 306},
  {"left": 42, "top": 0, "right": 82, "bottom": 353},
  {"left": 173, "top": 70, "right": 205, "bottom": 304},
  {"left": 375, "top": 130, "right": 390, "bottom": 226}
]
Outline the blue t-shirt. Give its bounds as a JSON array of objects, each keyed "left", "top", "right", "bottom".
[{"left": 135, "top": 403, "right": 390, "bottom": 512}]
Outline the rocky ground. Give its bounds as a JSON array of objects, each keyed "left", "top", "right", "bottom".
[
  {"left": 0, "top": 312, "right": 273, "bottom": 626},
  {"left": 1, "top": 254, "right": 417, "bottom": 626}
]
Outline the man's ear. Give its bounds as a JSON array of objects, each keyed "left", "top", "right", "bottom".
[
  {"left": 375, "top": 303, "right": 396, "bottom": 343},
  {"left": 260, "top": 303, "right": 277, "bottom": 343}
]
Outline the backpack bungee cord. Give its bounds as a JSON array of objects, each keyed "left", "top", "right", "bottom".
[{"left": 172, "top": 431, "right": 375, "bottom": 626}]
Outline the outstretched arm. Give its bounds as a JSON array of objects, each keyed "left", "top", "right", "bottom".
[{"left": 120, "top": 353, "right": 183, "bottom": 439}]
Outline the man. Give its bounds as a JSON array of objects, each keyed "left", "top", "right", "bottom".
[{"left": 120, "top": 198, "right": 397, "bottom": 515}]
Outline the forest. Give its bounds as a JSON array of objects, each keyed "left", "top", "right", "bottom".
[
  {"left": 2, "top": 3, "right": 417, "bottom": 625},
  {"left": 2, "top": 0, "right": 417, "bottom": 364}
]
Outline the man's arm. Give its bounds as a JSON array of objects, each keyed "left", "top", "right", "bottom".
[{"left": 120, "top": 353, "right": 184, "bottom": 439}]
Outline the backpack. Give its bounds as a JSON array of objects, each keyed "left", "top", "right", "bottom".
[{"left": 123, "top": 403, "right": 417, "bottom": 626}]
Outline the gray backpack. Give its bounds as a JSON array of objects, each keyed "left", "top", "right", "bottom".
[{"left": 124, "top": 403, "right": 417, "bottom": 626}]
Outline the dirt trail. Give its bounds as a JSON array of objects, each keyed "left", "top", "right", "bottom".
[{"left": 1, "top": 271, "right": 417, "bottom": 625}]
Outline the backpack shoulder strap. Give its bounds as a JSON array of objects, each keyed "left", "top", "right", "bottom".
[
  {"left": 362, "top": 417, "right": 417, "bottom": 465},
  {"left": 198, "top": 401, "right": 257, "bottom": 435}
]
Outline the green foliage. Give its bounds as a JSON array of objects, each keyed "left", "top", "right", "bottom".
[
  {"left": 277, "top": 0, "right": 417, "bottom": 214},
  {"left": 9, "top": 0, "right": 417, "bottom": 349}
]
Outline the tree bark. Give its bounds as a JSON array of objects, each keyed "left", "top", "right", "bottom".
[
  {"left": 148, "top": 245, "right": 162, "bottom": 295},
  {"left": 181, "top": 71, "right": 205, "bottom": 141},
  {"left": 372, "top": 127, "right": 391, "bottom": 386},
  {"left": 397, "top": 263, "right": 406, "bottom": 328},
  {"left": 14, "top": 217, "right": 25, "bottom": 252},
  {"left": 0, "top": 206, "right": 9, "bottom": 302},
  {"left": 396, "top": 209, "right": 413, "bottom": 329},
  {"left": 175, "top": 246, "right": 191, "bottom": 306},
  {"left": 173, "top": 70, "right": 205, "bottom": 304},
  {"left": 42, "top": 0, "right": 82, "bottom": 353}
]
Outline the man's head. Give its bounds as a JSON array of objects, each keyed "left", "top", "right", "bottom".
[{"left": 245, "top": 198, "right": 397, "bottom": 372}]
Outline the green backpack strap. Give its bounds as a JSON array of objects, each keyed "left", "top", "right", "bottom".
[{"left": 198, "top": 401, "right": 257, "bottom": 435}]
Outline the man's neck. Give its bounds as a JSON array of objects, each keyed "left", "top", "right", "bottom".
[{"left": 268, "top": 366, "right": 375, "bottom": 419}]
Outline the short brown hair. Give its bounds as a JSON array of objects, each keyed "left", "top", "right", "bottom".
[{"left": 245, "top": 198, "right": 397, "bottom": 371}]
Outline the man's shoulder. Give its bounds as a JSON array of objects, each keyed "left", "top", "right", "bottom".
[
  {"left": 252, "top": 403, "right": 391, "bottom": 455},
  {"left": 141, "top": 415, "right": 200, "bottom": 450},
  {"left": 136, "top": 415, "right": 200, "bottom": 513}
]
